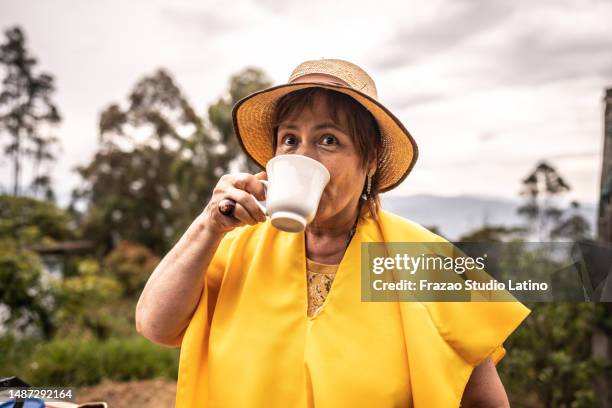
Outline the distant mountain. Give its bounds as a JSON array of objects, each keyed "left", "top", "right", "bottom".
[{"left": 380, "top": 194, "right": 597, "bottom": 241}]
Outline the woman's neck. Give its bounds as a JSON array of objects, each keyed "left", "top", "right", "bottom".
[{"left": 304, "top": 201, "right": 361, "bottom": 264}]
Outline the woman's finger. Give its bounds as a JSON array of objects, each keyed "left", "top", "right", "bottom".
[
  {"left": 225, "top": 187, "right": 266, "bottom": 223},
  {"left": 232, "top": 172, "right": 267, "bottom": 202},
  {"left": 231, "top": 200, "right": 258, "bottom": 225}
]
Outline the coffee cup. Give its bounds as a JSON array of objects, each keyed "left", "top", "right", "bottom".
[{"left": 252, "top": 154, "right": 330, "bottom": 233}]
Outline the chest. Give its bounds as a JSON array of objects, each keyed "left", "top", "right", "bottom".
[{"left": 206, "top": 250, "right": 412, "bottom": 406}]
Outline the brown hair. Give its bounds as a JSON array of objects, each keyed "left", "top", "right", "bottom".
[{"left": 271, "top": 87, "right": 382, "bottom": 221}]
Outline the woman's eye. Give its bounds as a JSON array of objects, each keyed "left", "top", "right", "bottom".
[
  {"left": 282, "top": 135, "right": 297, "bottom": 146},
  {"left": 321, "top": 135, "right": 338, "bottom": 145}
]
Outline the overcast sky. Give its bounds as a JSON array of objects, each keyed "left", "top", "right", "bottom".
[{"left": 1, "top": 0, "right": 611, "bottom": 207}]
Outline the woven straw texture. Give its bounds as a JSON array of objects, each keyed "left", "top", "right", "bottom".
[{"left": 231, "top": 59, "right": 419, "bottom": 192}]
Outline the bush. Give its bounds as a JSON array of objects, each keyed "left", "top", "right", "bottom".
[
  {"left": 0, "top": 335, "right": 39, "bottom": 376},
  {"left": 0, "top": 242, "right": 56, "bottom": 338},
  {"left": 500, "top": 303, "right": 609, "bottom": 407},
  {"left": 52, "top": 258, "right": 124, "bottom": 340},
  {"left": 102, "top": 240, "right": 159, "bottom": 297},
  {"left": 0, "top": 195, "right": 79, "bottom": 339},
  {"left": 0, "top": 336, "right": 179, "bottom": 387}
]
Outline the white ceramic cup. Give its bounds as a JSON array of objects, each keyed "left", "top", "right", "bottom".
[{"left": 252, "top": 154, "right": 330, "bottom": 233}]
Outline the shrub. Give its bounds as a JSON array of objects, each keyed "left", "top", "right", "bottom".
[{"left": 0, "top": 336, "right": 179, "bottom": 387}]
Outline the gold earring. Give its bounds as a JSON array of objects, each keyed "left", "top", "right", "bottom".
[{"left": 366, "top": 173, "right": 372, "bottom": 197}]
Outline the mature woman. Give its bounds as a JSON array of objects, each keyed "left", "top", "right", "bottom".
[{"left": 135, "top": 59, "right": 531, "bottom": 407}]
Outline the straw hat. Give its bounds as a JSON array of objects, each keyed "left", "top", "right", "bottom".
[{"left": 231, "top": 58, "right": 419, "bottom": 192}]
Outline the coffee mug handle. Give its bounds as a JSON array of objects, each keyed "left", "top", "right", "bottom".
[{"left": 254, "top": 179, "right": 268, "bottom": 216}]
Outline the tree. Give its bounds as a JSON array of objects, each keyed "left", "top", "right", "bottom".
[
  {"left": 550, "top": 201, "right": 591, "bottom": 241},
  {"left": 458, "top": 225, "right": 527, "bottom": 242},
  {"left": 0, "top": 26, "right": 61, "bottom": 199},
  {"left": 207, "top": 67, "right": 273, "bottom": 174},
  {"left": 72, "top": 67, "right": 273, "bottom": 255},
  {"left": 518, "top": 161, "right": 571, "bottom": 241},
  {"left": 72, "top": 69, "right": 203, "bottom": 255},
  {"left": 0, "top": 194, "right": 75, "bottom": 243}
]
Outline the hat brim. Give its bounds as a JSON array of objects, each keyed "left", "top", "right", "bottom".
[{"left": 231, "top": 82, "right": 419, "bottom": 193}]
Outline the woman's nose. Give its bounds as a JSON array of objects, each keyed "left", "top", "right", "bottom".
[{"left": 292, "top": 143, "right": 318, "bottom": 161}]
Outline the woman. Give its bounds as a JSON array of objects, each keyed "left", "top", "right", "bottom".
[{"left": 135, "top": 59, "right": 531, "bottom": 407}]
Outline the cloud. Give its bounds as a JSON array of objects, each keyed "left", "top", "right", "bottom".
[
  {"left": 159, "top": 3, "right": 248, "bottom": 34},
  {"left": 367, "top": 0, "right": 612, "bottom": 120},
  {"left": 372, "top": 0, "right": 612, "bottom": 91},
  {"left": 252, "top": 0, "right": 329, "bottom": 15},
  {"left": 252, "top": 0, "right": 299, "bottom": 14},
  {"left": 373, "top": 0, "right": 516, "bottom": 70},
  {"left": 387, "top": 91, "right": 447, "bottom": 109},
  {"left": 486, "top": 29, "right": 612, "bottom": 87}
]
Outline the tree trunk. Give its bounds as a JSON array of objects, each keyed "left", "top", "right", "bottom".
[{"left": 595, "top": 87, "right": 612, "bottom": 408}]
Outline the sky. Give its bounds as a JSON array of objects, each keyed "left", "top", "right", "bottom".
[{"left": 0, "top": 0, "right": 611, "bottom": 207}]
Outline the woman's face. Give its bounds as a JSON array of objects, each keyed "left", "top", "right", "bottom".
[{"left": 274, "top": 92, "right": 371, "bottom": 224}]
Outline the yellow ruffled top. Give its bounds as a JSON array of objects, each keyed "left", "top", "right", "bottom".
[{"left": 174, "top": 209, "right": 531, "bottom": 408}]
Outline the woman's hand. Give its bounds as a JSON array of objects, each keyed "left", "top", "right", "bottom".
[{"left": 201, "top": 171, "right": 268, "bottom": 235}]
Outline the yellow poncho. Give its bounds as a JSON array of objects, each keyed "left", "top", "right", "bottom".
[{"left": 175, "top": 209, "right": 531, "bottom": 407}]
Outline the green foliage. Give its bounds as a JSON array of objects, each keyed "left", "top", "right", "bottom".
[
  {"left": 0, "top": 336, "right": 179, "bottom": 387},
  {"left": 0, "top": 194, "right": 75, "bottom": 243},
  {"left": 51, "top": 240, "right": 159, "bottom": 340},
  {"left": 0, "top": 334, "right": 38, "bottom": 375},
  {"left": 102, "top": 240, "right": 159, "bottom": 297},
  {"left": 0, "top": 240, "right": 55, "bottom": 338},
  {"left": 73, "top": 147, "right": 175, "bottom": 255},
  {"left": 501, "top": 303, "right": 609, "bottom": 407},
  {"left": 52, "top": 257, "right": 123, "bottom": 340},
  {"left": 0, "top": 195, "right": 78, "bottom": 338}
]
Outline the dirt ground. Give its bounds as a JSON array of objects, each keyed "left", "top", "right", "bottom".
[{"left": 76, "top": 379, "right": 176, "bottom": 408}]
